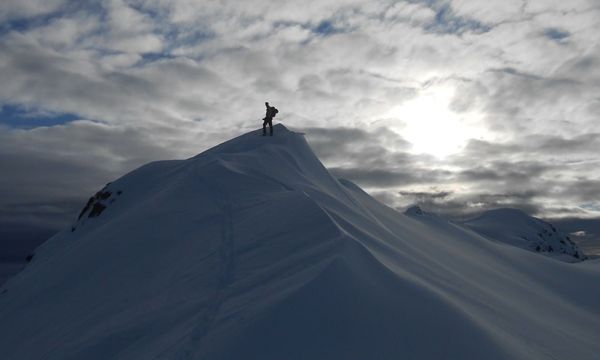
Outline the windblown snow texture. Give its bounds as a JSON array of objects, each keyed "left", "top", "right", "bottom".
[{"left": 1, "top": 124, "right": 599, "bottom": 360}]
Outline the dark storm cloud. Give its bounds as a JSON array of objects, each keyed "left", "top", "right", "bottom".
[
  {"left": 424, "top": 131, "right": 599, "bottom": 217},
  {"left": 331, "top": 168, "right": 419, "bottom": 187},
  {"left": 457, "top": 161, "right": 552, "bottom": 182},
  {"left": 302, "top": 126, "right": 453, "bottom": 188},
  {"left": 535, "top": 133, "right": 600, "bottom": 153},
  {"left": 303, "top": 126, "right": 376, "bottom": 159},
  {"left": 456, "top": 133, "right": 600, "bottom": 164},
  {"left": 302, "top": 126, "right": 411, "bottom": 164},
  {"left": 0, "top": 121, "right": 175, "bottom": 232},
  {"left": 398, "top": 190, "right": 452, "bottom": 199},
  {"left": 0, "top": 203, "right": 75, "bottom": 261},
  {"left": 328, "top": 161, "right": 453, "bottom": 188},
  {"left": 554, "top": 179, "right": 600, "bottom": 203},
  {"left": 301, "top": 93, "right": 600, "bottom": 217}
]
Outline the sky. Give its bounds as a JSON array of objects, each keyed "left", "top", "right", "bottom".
[{"left": 1, "top": 0, "right": 600, "bottom": 258}]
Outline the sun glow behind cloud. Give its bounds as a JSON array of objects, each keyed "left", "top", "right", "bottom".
[{"left": 386, "top": 85, "right": 486, "bottom": 158}]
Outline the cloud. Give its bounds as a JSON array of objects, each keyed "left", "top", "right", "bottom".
[
  {"left": 450, "top": 0, "right": 525, "bottom": 24},
  {"left": 0, "top": 121, "right": 165, "bottom": 204},
  {"left": 0, "top": 0, "right": 65, "bottom": 23},
  {"left": 100, "top": 0, "right": 165, "bottom": 53},
  {"left": 331, "top": 167, "right": 421, "bottom": 188},
  {"left": 303, "top": 126, "right": 411, "bottom": 162},
  {"left": 1, "top": 0, "right": 600, "bottom": 254}
]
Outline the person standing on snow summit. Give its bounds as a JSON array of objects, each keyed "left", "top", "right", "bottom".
[{"left": 262, "top": 102, "right": 278, "bottom": 136}]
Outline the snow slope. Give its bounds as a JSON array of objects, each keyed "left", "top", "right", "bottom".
[
  {"left": 463, "top": 208, "right": 586, "bottom": 262},
  {"left": 1, "top": 124, "right": 599, "bottom": 360}
]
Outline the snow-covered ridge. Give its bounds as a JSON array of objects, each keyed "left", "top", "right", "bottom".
[{"left": 1, "top": 124, "right": 599, "bottom": 360}]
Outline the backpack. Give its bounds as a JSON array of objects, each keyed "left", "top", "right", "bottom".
[{"left": 271, "top": 107, "right": 279, "bottom": 117}]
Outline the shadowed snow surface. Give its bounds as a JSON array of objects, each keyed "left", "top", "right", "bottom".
[{"left": 1, "top": 124, "right": 599, "bottom": 360}]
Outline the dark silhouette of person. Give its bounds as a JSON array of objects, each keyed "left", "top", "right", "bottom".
[{"left": 262, "top": 102, "right": 278, "bottom": 136}]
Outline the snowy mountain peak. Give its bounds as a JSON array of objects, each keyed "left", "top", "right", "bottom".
[
  {"left": 464, "top": 208, "right": 585, "bottom": 262},
  {"left": 63, "top": 124, "right": 343, "bottom": 240},
  {"left": 195, "top": 123, "right": 293, "bottom": 157},
  {"left": 1, "top": 126, "right": 599, "bottom": 360},
  {"left": 404, "top": 205, "right": 440, "bottom": 219},
  {"left": 404, "top": 205, "right": 424, "bottom": 215}
]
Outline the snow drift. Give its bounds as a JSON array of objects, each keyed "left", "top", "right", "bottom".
[{"left": 1, "top": 124, "right": 599, "bottom": 360}]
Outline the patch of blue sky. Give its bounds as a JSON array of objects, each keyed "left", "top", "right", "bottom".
[
  {"left": 0, "top": 104, "right": 79, "bottom": 129},
  {"left": 543, "top": 28, "right": 570, "bottom": 42},
  {"left": 314, "top": 20, "right": 340, "bottom": 36},
  {"left": 425, "top": 3, "right": 491, "bottom": 35},
  {"left": 138, "top": 52, "right": 176, "bottom": 65},
  {"left": 0, "top": 3, "right": 102, "bottom": 36},
  {"left": 581, "top": 203, "right": 600, "bottom": 212},
  {"left": 128, "top": 3, "right": 163, "bottom": 21},
  {"left": 312, "top": 19, "right": 353, "bottom": 37},
  {"left": 168, "top": 28, "right": 215, "bottom": 50},
  {"left": 0, "top": 17, "right": 34, "bottom": 34},
  {"left": 0, "top": 15, "right": 71, "bottom": 38},
  {"left": 132, "top": 30, "right": 213, "bottom": 65}
]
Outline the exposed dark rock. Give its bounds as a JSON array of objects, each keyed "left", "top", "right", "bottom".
[
  {"left": 95, "top": 191, "right": 112, "bottom": 200},
  {"left": 405, "top": 205, "right": 423, "bottom": 215},
  {"left": 88, "top": 203, "right": 107, "bottom": 218},
  {"left": 25, "top": 254, "right": 34, "bottom": 262},
  {"left": 78, "top": 197, "right": 95, "bottom": 220},
  {"left": 76, "top": 186, "right": 117, "bottom": 225}
]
